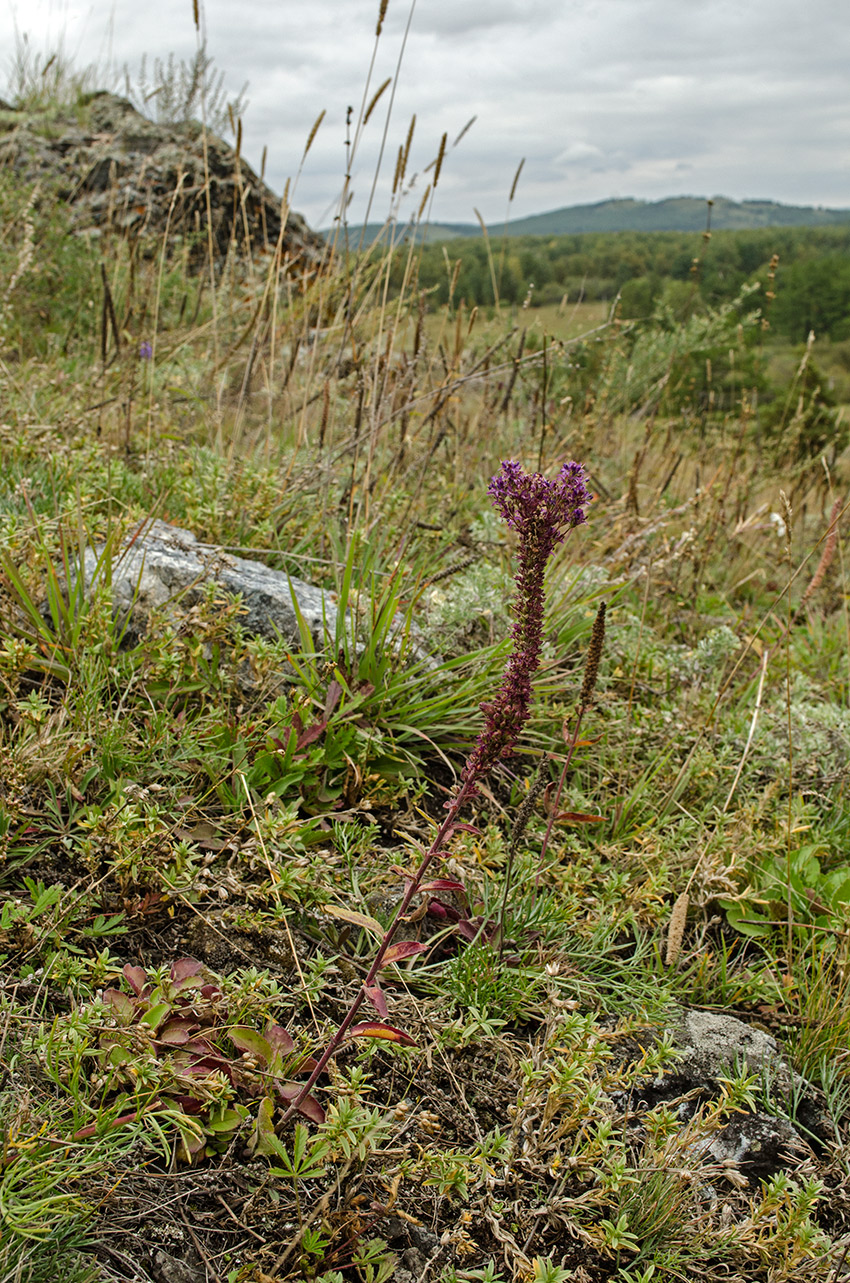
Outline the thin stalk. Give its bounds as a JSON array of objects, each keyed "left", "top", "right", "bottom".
[{"left": 280, "top": 777, "right": 476, "bottom": 1122}]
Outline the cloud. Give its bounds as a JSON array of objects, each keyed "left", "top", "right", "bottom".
[{"left": 1, "top": 0, "right": 848, "bottom": 223}]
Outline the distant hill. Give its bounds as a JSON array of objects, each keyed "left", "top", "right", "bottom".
[{"left": 328, "top": 195, "right": 850, "bottom": 243}]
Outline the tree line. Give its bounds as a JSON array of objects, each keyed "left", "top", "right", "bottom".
[{"left": 399, "top": 225, "right": 850, "bottom": 343}]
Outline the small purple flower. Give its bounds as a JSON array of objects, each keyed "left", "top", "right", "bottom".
[
  {"left": 139, "top": 341, "right": 153, "bottom": 360},
  {"left": 461, "top": 460, "right": 592, "bottom": 789}
]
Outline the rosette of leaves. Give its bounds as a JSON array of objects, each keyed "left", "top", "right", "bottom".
[
  {"left": 720, "top": 844, "right": 850, "bottom": 942},
  {"left": 100, "top": 958, "right": 324, "bottom": 1162}
]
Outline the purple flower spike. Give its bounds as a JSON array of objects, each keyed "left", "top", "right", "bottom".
[
  {"left": 461, "top": 460, "right": 592, "bottom": 789},
  {"left": 139, "top": 341, "right": 153, "bottom": 360},
  {"left": 488, "top": 459, "right": 591, "bottom": 549}
]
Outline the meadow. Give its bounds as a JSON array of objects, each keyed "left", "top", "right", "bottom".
[{"left": 1, "top": 42, "right": 850, "bottom": 1283}]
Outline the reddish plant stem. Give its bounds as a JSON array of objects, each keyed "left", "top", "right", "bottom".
[{"left": 280, "top": 779, "right": 476, "bottom": 1123}]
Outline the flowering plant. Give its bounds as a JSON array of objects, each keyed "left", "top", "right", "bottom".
[{"left": 281, "top": 460, "right": 592, "bottom": 1121}]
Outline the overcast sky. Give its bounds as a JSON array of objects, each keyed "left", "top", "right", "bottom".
[{"left": 2, "top": 0, "right": 849, "bottom": 228}]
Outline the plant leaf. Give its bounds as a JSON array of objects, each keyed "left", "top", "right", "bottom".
[
  {"left": 157, "top": 1018, "right": 199, "bottom": 1045},
  {"left": 364, "top": 985, "right": 388, "bottom": 1018},
  {"left": 102, "top": 989, "right": 136, "bottom": 1022},
  {"left": 123, "top": 964, "right": 148, "bottom": 995},
  {"left": 250, "top": 1096, "right": 281, "bottom": 1157},
  {"left": 265, "top": 1025, "right": 296, "bottom": 1056},
  {"left": 139, "top": 1002, "right": 172, "bottom": 1031},
  {"left": 275, "top": 1082, "right": 326, "bottom": 1124},
  {"left": 170, "top": 957, "right": 205, "bottom": 983},
  {"left": 229, "top": 1026, "right": 273, "bottom": 1063},
  {"left": 348, "top": 1022, "right": 417, "bottom": 1047},
  {"left": 321, "top": 904, "right": 385, "bottom": 936},
  {"left": 419, "top": 879, "right": 466, "bottom": 895},
  {"left": 380, "top": 941, "right": 427, "bottom": 967}
]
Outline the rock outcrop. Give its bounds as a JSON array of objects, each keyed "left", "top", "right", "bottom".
[{"left": 0, "top": 91, "right": 323, "bottom": 270}]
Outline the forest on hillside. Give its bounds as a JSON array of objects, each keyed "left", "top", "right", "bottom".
[{"left": 401, "top": 224, "right": 850, "bottom": 342}]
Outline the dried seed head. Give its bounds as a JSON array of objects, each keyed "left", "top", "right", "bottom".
[
  {"left": 303, "top": 110, "right": 326, "bottom": 160},
  {"left": 579, "top": 602, "right": 607, "bottom": 708},
  {"left": 509, "top": 158, "right": 525, "bottom": 204},
  {"left": 507, "top": 759, "right": 549, "bottom": 858},
  {"left": 780, "top": 490, "right": 793, "bottom": 550},
  {"left": 432, "top": 133, "right": 447, "bottom": 189},
  {"left": 364, "top": 77, "right": 391, "bottom": 127},
  {"left": 798, "top": 498, "right": 841, "bottom": 612},
  {"left": 665, "top": 892, "right": 689, "bottom": 967},
  {"left": 376, "top": 0, "right": 390, "bottom": 36}
]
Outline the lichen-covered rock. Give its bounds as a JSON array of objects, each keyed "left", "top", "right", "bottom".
[
  {"left": 705, "top": 1112, "right": 806, "bottom": 1181},
  {"left": 0, "top": 91, "right": 323, "bottom": 269},
  {"left": 671, "top": 1009, "right": 795, "bottom": 1090},
  {"left": 610, "top": 1008, "right": 827, "bottom": 1185},
  {"left": 82, "top": 519, "right": 339, "bottom": 648}
]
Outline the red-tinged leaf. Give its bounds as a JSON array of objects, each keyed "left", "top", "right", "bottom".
[
  {"left": 173, "top": 1095, "right": 205, "bottom": 1115},
  {"left": 170, "top": 957, "right": 205, "bottom": 983},
  {"left": 199, "top": 983, "right": 224, "bottom": 1000},
  {"left": 175, "top": 1056, "right": 230, "bottom": 1076},
  {"left": 449, "top": 823, "right": 482, "bottom": 836},
  {"left": 324, "top": 679, "right": 343, "bottom": 717},
  {"left": 275, "top": 1082, "right": 326, "bottom": 1125},
  {"left": 102, "top": 989, "right": 135, "bottom": 1022},
  {"left": 181, "top": 1130, "right": 207, "bottom": 1159},
  {"left": 419, "top": 879, "right": 466, "bottom": 895},
  {"left": 428, "top": 898, "right": 462, "bottom": 923},
  {"left": 348, "top": 1022, "right": 417, "bottom": 1047},
  {"left": 123, "top": 964, "right": 147, "bottom": 996},
  {"left": 555, "top": 811, "right": 606, "bottom": 824},
  {"left": 455, "top": 919, "right": 479, "bottom": 942},
  {"left": 265, "top": 1025, "right": 295, "bottom": 1056},
  {"left": 381, "top": 941, "right": 427, "bottom": 967},
  {"left": 181, "top": 1037, "right": 217, "bottom": 1057},
  {"left": 365, "top": 985, "right": 388, "bottom": 1018},
  {"left": 157, "top": 1018, "right": 199, "bottom": 1045},
  {"left": 229, "top": 1026, "right": 273, "bottom": 1063},
  {"left": 573, "top": 735, "right": 603, "bottom": 747},
  {"left": 296, "top": 719, "right": 328, "bottom": 751}
]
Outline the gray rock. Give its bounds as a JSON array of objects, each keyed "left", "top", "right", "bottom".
[
  {"left": 706, "top": 1112, "right": 806, "bottom": 1175},
  {"left": 83, "top": 519, "right": 341, "bottom": 649},
  {"left": 79, "top": 520, "right": 435, "bottom": 673},
  {"left": 672, "top": 1009, "right": 795, "bottom": 1090}
]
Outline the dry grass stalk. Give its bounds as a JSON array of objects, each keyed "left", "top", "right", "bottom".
[{"left": 722, "top": 645, "right": 769, "bottom": 814}]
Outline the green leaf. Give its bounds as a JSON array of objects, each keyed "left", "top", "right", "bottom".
[
  {"left": 139, "top": 1002, "right": 172, "bottom": 1031},
  {"left": 229, "top": 1026, "right": 273, "bottom": 1064}
]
